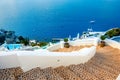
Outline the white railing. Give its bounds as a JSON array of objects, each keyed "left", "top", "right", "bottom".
[{"left": 105, "top": 39, "right": 120, "bottom": 49}]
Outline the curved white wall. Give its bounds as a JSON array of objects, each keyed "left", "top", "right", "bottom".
[
  {"left": 70, "top": 38, "right": 99, "bottom": 46},
  {"left": 47, "top": 38, "right": 99, "bottom": 51},
  {"left": 0, "top": 53, "right": 20, "bottom": 69},
  {"left": 47, "top": 43, "right": 61, "bottom": 51},
  {"left": 105, "top": 39, "right": 120, "bottom": 49},
  {"left": 0, "top": 46, "right": 96, "bottom": 72}
]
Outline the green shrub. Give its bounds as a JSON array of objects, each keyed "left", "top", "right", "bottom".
[
  {"left": 100, "top": 35, "right": 106, "bottom": 40},
  {"left": 0, "top": 35, "right": 5, "bottom": 45},
  {"left": 105, "top": 28, "right": 120, "bottom": 38},
  {"left": 18, "top": 36, "right": 29, "bottom": 46},
  {"left": 22, "top": 38, "right": 29, "bottom": 46},
  {"left": 37, "top": 42, "right": 48, "bottom": 47},
  {"left": 31, "top": 43, "right": 36, "bottom": 47},
  {"left": 64, "top": 38, "right": 68, "bottom": 42},
  {"left": 18, "top": 36, "right": 24, "bottom": 42}
]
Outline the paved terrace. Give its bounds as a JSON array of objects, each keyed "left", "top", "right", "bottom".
[
  {"left": 53, "top": 45, "right": 93, "bottom": 52},
  {"left": 0, "top": 46, "right": 120, "bottom": 80}
]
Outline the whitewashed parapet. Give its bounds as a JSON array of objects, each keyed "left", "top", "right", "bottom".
[
  {"left": 0, "top": 53, "right": 20, "bottom": 69},
  {"left": 69, "top": 38, "right": 99, "bottom": 46},
  {"left": 47, "top": 38, "right": 99, "bottom": 52},
  {"left": 0, "top": 46, "right": 96, "bottom": 72},
  {"left": 105, "top": 39, "right": 120, "bottom": 49},
  {"left": 18, "top": 46, "right": 96, "bottom": 71},
  {"left": 47, "top": 43, "right": 61, "bottom": 51}
]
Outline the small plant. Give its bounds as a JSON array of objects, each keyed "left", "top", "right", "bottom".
[
  {"left": 37, "top": 42, "right": 48, "bottom": 47},
  {"left": 100, "top": 35, "right": 106, "bottom": 47},
  {"left": 64, "top": 38, "right": 68, "bottom": 42},
  {"left": 100, "top": 35, "right": 106, "bottom": 40},
  {"left": 64, "top": 38, "right": 70, "bottom": 48},
  {"left": 31, "top": 43, "right": 37, "bottom": 47},
  {"left": 22, "top": 37, "right": 29, "bottom": 46}
]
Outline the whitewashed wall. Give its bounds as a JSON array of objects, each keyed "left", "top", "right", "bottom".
[
  {"left": 0, "top": 53, "right": 20, "bottom": 69},
  {"left": 47, "top": 38, "right": 99, "bottom": 51},
  {"left": 47, "top": 43, "right": 61, "bottom": 51},
  {"left": 70, "top": 38, "right": 99, "bottom": 46},
  {"left": 0, "top": 46, "right": 96, "bottom": 72},
  {"left": 105, "top": 39, "right": 120, "bottom": 49}
]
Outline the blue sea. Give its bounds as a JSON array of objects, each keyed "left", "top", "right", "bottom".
[{"left": 0, "top": 0, "right": 120, "bottom": 41}]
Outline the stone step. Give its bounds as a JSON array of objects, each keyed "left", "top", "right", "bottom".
[
  {"left": 90, "top": 56, "right": 120, "bottom": 68},
  {"left": 85, "top": 62, "right": 116, "bottom": 80},
  {"left": 89, "top": 57, "right": 120, "bottom": 72},
  {"left": 90, "top": 60, "right": 120, "bottom": 75},
  {"left": 93, "top": 63, "right": 119, "bottom": 79},
  {"left": 68, "top": 64, "right": 99, "bottom": 80},
  {"left": 17, "top": 67, "right": 47, "bottom": 80},
  {"left": 41, "top": 67, "right": 64, "bottom": 80},
  {"left": 54, "top": 66, "right": 81, "bottom": 80}
]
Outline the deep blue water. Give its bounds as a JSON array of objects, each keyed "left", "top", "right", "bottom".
[{"left": 0, "top": 0, "right": 120, "bottom": 41}]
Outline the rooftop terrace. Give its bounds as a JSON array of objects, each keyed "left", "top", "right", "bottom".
[
  {"left": 53, "top": 45, "right": 92, "bottom": 52},
  {"left": 0, "top": 46, "right": 120, "bottom": 80}
]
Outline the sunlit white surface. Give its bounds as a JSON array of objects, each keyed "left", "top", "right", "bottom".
[{"left": 0, "top": 45, "right": 96, "bottom": 72}]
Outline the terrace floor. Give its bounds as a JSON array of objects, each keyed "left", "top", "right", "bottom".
[
  {"left": 53, "top": 45, "right": 92, "bottom": 52},
  {"left": 1, "top": 46, "right": 120, "bottom": 80}
]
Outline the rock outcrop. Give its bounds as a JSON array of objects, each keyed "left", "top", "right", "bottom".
[{"left": 0, "top": 29, "right": 17, "bottom": 45}]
